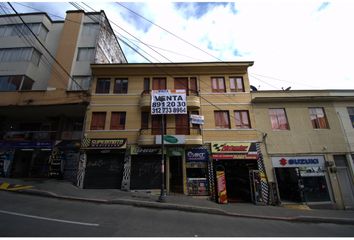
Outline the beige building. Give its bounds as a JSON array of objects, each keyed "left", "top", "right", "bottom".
[
  {"left": 81, "top": 62, "right": 268, "bottom": 204},
  {"left": 252, "top": 90, "right": 354, "bottom": 209},
  {"left": 0, "top": 10, "right": 126, "bottom": 181}
]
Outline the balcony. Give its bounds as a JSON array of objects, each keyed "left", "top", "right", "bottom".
[
  {"left": 137, "top": 128, "right": 203, "bottom": 146},
  {"left": 140, "top": 90, "right": 201, "bottom": 110}
]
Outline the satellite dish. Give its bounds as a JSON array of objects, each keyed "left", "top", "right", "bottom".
[{"left": 250, "top": 85, "right": 258, "bottom": 91}]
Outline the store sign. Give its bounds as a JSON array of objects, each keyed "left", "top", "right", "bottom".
[
  {"left": 81, "top": 138, "right": 127, "bottom": 149},
  {"left": 212, "top": 153, "right": 258, "bottom": 160},
  {"left": 186, "top": 148, "right": 209, "bottom": 162},
  {"left": 190, "top": 115, "right": 204, "bottom": 125},
  {"left": 151, "top": 89, "right": 187, "bottom": 115},
  {"left": 131, "top": 145, "right": 161, "bottom": 155},
  {"left": 156, "top": 135, "right": 185, "bottom": 144},
  {"left": 0, "top": 140, "right": 53, "bottom": 149},
  {"left": 272, "top": 156, "right": 325, "bottom": 168},
  {"left": 212, "top": 142, "right": 251, "bottom": 153}
]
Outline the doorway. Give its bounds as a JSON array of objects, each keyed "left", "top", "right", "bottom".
[
  {"left": 11, "top": 150, "right": 33, "bottom": 178},
  {"left": 275, "top": 168, "right": 302, "bottom": 203},
  {"left": 334, "top": 155, "right": 354, "bottom": 209},
  {"left": 169, "top": 156, "right": 183, "bottom": 193}
]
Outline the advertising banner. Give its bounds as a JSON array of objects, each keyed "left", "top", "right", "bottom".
[
  {"left": 151, "top": 89, "right": 187, "bottom": 115},
  {"left": 156, "top": 135, "right": 185, "bottom": 145},
  {"left": 81, "top": 138, "right": 127, "bottom": 149},
  {"left": 212, "top": 142, "right": 252, "bottom": 154},
  {"left": 186, "top": 148, "right": 209, "bottom": 162},
  {"left": 216, "top": 170, "right": 228, "bottom": 204},
  {"left": 190, "top": 115, "right": 204, "bottom": 125},
  {"left": 272, "top": 156, "right": 325, "bottom": 168}
]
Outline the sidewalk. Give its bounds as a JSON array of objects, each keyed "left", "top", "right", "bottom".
[{"left": 1, "top": 177, "right": 354, "bottom": 225}]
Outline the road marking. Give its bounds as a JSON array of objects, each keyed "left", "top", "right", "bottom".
[{"left": 0, "top": 210, "right": 99, "bottom": 227}]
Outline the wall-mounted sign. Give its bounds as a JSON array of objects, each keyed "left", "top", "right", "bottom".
[
  {"left": 130, "top": 145, "right": 161, "bottom": 155},
  {"left": 186, "top": 148, "right": 209, "bottom": 162},
  {"left": 212, "top": 142, "right": 252, "bottom": 153},
  {"left": 156, "top": 135, "right": 185, "bottom": 145},
  {"left": 151, "top": 89, "right": 187, "bottom": 115},
  {"left": 190, "top": 115, "right": 204, "bottom": 125},
  {"left": 81, "top": 138, "right": 127, "bottom": 149},
  {"left": 0, "top": 140, "right": 53, "bottom": 149},
  {"left": 212, "top": 154, "right": 258, "bottom": 160},
  {"left": 272, "top": 156, "right": 325, "bottom": 168}
]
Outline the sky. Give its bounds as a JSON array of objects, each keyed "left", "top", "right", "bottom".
[{"left": 1, "top": 0, "right": 354, "bottom": 90}]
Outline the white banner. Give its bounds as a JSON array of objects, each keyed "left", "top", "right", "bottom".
[
  {"left": 190, "top": 114, "right": 204, "bottom": 125},
  {"left": 272, "top": 156, "right": 325, "bottom": 168},
  {"left": 156, "top": 135, "right": 186, "bottom": 144},
  {"left": 151, "top": 89, "right": 187, "bottom": 115}
]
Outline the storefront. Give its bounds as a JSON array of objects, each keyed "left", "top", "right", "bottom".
[
  {"left": 81, "top": 138, "right": 127, "bottom": 189},
  {"left": 211, "top": 142, "right": 259, "bottom": 203},
  {"left": 185, "top": 147, "right": 209, "bottom": 196},
  {"left": 130, "top": 145, "right": 162, "bottom": 190},
  {"left": 0, "top": 140, "right": 53, "bottom": 178},
  {"left": 272, "top": 155, "right": 332, "bottom": 203}
]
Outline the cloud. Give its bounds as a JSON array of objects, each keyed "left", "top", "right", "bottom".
[
  {"left": 317, "top": 2, "right": 330, "bottom": 11},
  {"left": 174, "top": 2, "right": 237, "bottom": 19}
]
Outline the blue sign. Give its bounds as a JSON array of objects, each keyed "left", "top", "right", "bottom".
[
  {"left": 186, "top": 148, "right": 209, "bottom": 162},
  {"left": 0, "top": 140, "right": 53, "bottom": 149}
]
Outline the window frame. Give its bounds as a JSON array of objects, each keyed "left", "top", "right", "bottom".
[
  {"left": 113, "top": 78, "right": 128, "bottom": 94},
  {"left": 229, "top": 76, "right": 245, "bottom": 92},
  {"left": 234, "top": 110, "right": 251, "bottom": 129},
  {"left": 211, "top": 77, "right": 226, "bottom": 93},
  {"left": 347, "top": 107, "right": 354, "bottom": 128},
  {"left": 95, "top": 78, "right": 111, "bottom": 94},
  {"left": 214, "top": 110, "right": 230, "bottom": 129},
  {"left": 268, "top": 108, "right": 290, "bottom": 130},
  {"left": 76, "top": 47, "right": 95, "bottom": 62},
  {"left": 90, "top": 112, "right": 106, "bottom": 130},
  {"left": 110, "top": 112, "right": 126, "bottom": 130}
]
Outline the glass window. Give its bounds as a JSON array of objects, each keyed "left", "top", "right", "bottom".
[
  {"left": 211, "top": 77, "right": 225, "bottom": 93},
  {"left": 0, "top": 47, "right": 39, "bottom": 63},
  {"left": 214, "top": 111, "right": 230, "bottom": 129},
  {"left": 230, "top": 77, "right": 244, "bottom": 92},
  {"left": 20, "top": 76, "right": 34, "bottom": 90},
  {"left": 309, "top": 107, "right": 329, "bottom": 129},
  {"left": 269, "top": 108, "right": 290, "bottom": 130},
  {"left": 95, "top": 78, "right": 110, "bottom": 94},
  {"left": 152, "top": 77, "right": 166, "bottom": 90},
  {"left": 141, "top": 112, "right": 149, "bottom": 129},
  {"left": 347, "top": 107, "right": 354, "bottom": 128},
  {"left": 113, "top": 78, "right": 128, "bottom": 94},
  {"left": 90, "top": 112, "right": 106, "bottom": 130},
  {"left": 70, "top": 76, "right": 91, "bottom": 91},
  {"left": 77, "top": 47, "right": 95, "bottom": 62},
  {"left": 0, "top": 75, "right": 33, "bottom": 91},
  {"left": 82, "top": 23, "right": 99, "bottom": 36},
  {"left": 143, "top": 77, "right": 150, "bottom": 94},
  {"left": 234, "top": 110, "right": 251, "bottom": 129},
  {"left": 110, "top": 112, "right": 126, "bottom": 130},
  {"left": 189, "top": 77, "right": 198, "bottom": 95}
]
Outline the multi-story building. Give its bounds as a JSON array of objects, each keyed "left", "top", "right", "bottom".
[
  {"left": 0, "top": 10, "right": 126, "bottom": 182},
  {"left": 80, "top": 62, "right": 268, "bottom": 205},
  {"left": 252, "top": 90, "right": 354, "bottom": 210}
]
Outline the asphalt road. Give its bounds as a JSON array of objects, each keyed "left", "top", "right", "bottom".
[{"left": 0, "top": 191, "right": 353, "bottom": 237}]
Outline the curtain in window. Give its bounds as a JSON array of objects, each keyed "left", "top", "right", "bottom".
[
  {"left": 96, "top": 79, "right": 110, "bottom": 93},
  {"left": 309, "top": 108, "right": 328, "bottom": 129},
  {"left": 152, "top": 77, "right": 166, "bottom": 90},
  {"left": 269, "top": 109, "right": 289, "bottom": 130},
  {"left": 175, "top": 114, "right": 190, "bottom": 134},
  {"left": 90, "top": 112, "right": 106, "bottom": 130},
  {"left": 111, "top": 112, "right": 126, "bottom": 130},
  {"left": 214, "top": 111, "right": 229, "bottom": 128}
]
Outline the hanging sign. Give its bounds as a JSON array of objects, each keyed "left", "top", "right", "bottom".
[
  {"left": 151, "top": 89, "right": 187, "bottom": 115},
  {"left": 190, "top": 115, "right": 204, "bottom": 125}
]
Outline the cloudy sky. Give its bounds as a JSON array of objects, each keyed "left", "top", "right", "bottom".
[{"left": 2, "top": 1, "right": 354, "bottom": 90}]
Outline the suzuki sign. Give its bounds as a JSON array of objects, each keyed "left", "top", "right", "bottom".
[{"left": 272, "top": 156, "right": 325, "bottom": 168}]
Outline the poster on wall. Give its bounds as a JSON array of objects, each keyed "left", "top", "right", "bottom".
[
  {"left": 216, "top": 170, "right": 228, "bottom": 204},
  {"left": 151, "top": 89, "right": 187, "bottom": 115}
]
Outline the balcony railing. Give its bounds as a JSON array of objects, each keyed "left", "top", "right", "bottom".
[
  {"left": 139, "top": 127, "right": 201, "bottom": 136},
  {"left": 141, "top": 89, "right": 199, "bottom": 96}
]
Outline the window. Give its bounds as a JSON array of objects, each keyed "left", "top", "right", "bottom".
[
  {"left": 269, "top": 108, "right": 289, "bottom": 130},
  {"left": 175, "top": 114, "right": 190, "bottom": 135},
  {"left": 90, "top": 112, "right": 106, "bottom": 130},
  {"left": 77, "top": 47, "right": 95, "bottom": 62},
  {"left": 113, "top": 78, "right": 128, "bottom": 94},
  {"left": 214, "top": 111, "right": 230, "bottom": 129},
  {"left": 143, "top": 77, "right": 150, "bottom": 94},
  {"left": 70, "top": 76, "right": 91, "bottom": 91},
  {"left": 0, "top": 75, "right": 34, "bottom": 91},
  {"left": 151, "top": 115, "right": 166, "bottom": 135},
  {"left": 152, "top": 77, "right": 166, "bottom": 90},
  {"left": 0, "top": 47, "right": 41, "bottom": 65},
  {"left": 189, "top": 77, "right": 198, "bottom": 95},
  {"left": 309, "top": 107, "right": 329, "bottom": 129},
  {"left": 211, "top": 77, "right": 226, "bottom": 93},
  {"left": 174, "top": 77, "right": 188, "bottom": 91},
  {"left": 234, "top": 110, "right": 251, "bottom": 129},
  {"left": 82, "top": 23, "right": 99, "bottom": 36},
  {"left": 0, "top": 23, "right": 48, "bottom": 40},
  {"left": 141, "top": 112, "right": 149, "bottom": 129},
  {"left": 348, "top": 107, "right": 354, "bottom": 128},
  {"left": 110, "top": 112, "right": 126, "bottom": 130},
  {"left": 230, "top": 77, "right": 244, "bottom": 92},
  {"left": 95, "top": 78, "right": 110, "bottom": 94}
]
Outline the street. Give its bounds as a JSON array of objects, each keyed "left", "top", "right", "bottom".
[{"left": 0, "top": 191, "right": 353, "bottom": 237}]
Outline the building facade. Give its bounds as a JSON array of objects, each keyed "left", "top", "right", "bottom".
[
  {"left": 80, "top": 62, "right": 269, "bottom": 204},
  {"left": 252, "top": 90, "right": 354, "bottom": 209},
  {"left": 0, "top": 10, "right": 126, "bottom": 182}
]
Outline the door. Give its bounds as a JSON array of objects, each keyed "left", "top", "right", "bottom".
[
  {"left": 169, "top": 156, "right": 183, "bottom": 193},
  {"left": 175, "top": 114, "right": 190, "bottom": 135},
  {"left": 275, "top": 168, "right": 303, "bottom": 203},
  {"left": 334, "top": 155, "right": 354, "bottom": 209},
  {"left": 11, "top": 150, "right": 33, "bottom": 178}
]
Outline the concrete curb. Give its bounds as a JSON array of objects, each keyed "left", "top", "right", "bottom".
[{"left": 3, "top": 188, "right": 354, "bottom": 225}]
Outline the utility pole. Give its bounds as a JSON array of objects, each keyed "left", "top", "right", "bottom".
[{"left": 158, "top": 114, "right": 166, "bottom": 202}]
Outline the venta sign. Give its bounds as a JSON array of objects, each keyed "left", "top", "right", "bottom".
[
  {"left": 151, "top": 89, "right": 187, "bottom": 115},
  {"left": 272, "top": 156, "right": 325, "bottom": 168}
]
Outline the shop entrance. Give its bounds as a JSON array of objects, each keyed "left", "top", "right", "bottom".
[
  {"left": 11, "top": 150, "right": 33, "bottom": 178},
  {"left": 169, "top": 156, "right": 183, "bottom": 193},
  {"left": 217, "top": 160, "right": 258, "bottom": 202},
  {"left": 275, "top": 168, "right": 302, "bottom": 203}
]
